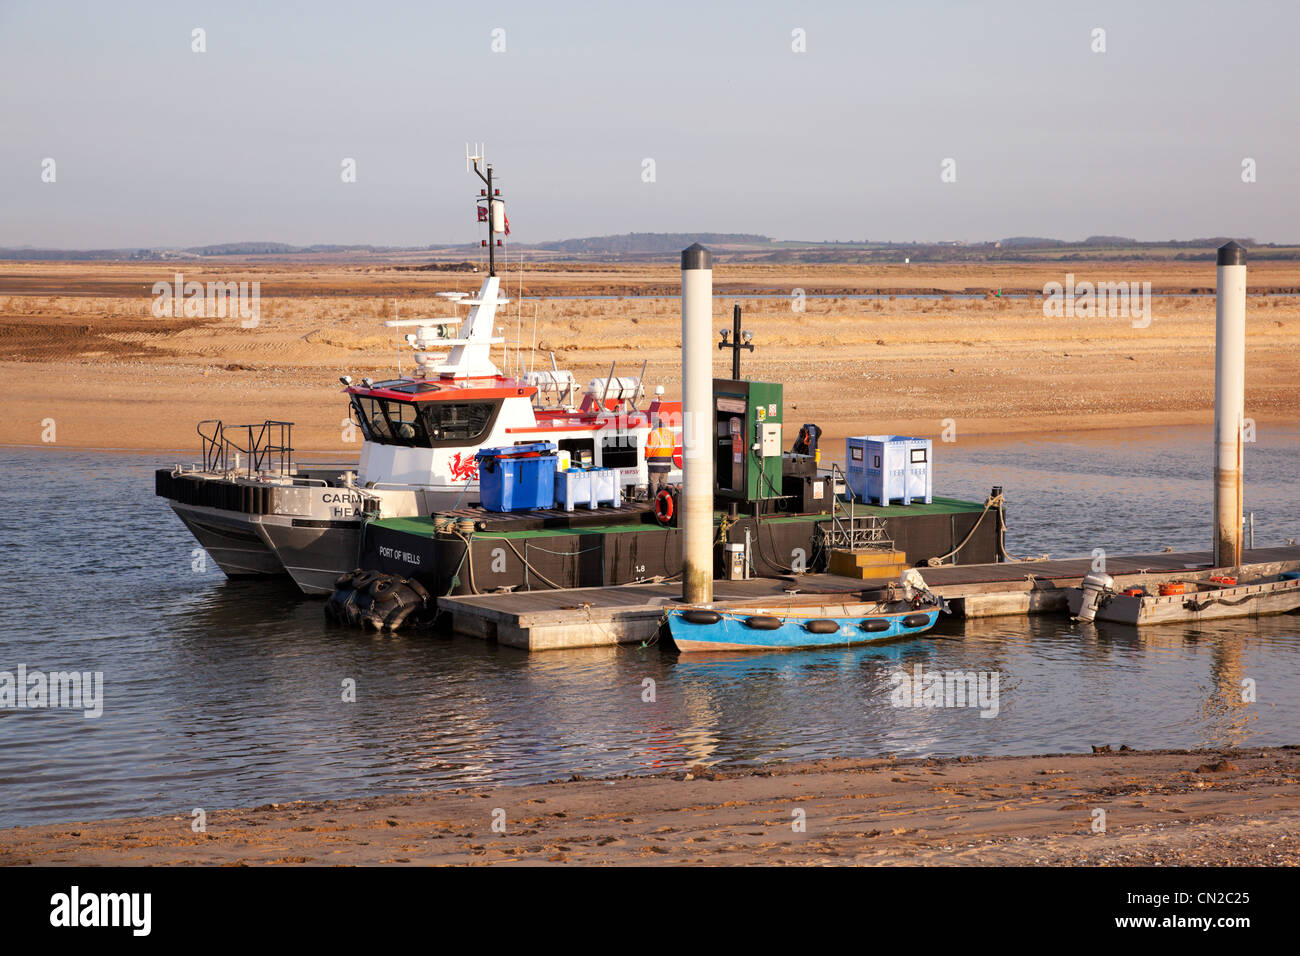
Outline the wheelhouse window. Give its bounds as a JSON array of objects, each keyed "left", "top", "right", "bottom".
[
  {"left": 423, "top": 401, "right": 497, "bottom": 442},
  {"left": 351, "top": 396, "right": 500, "bottom": 448},
  {"left": 354, "top": 397, "right": 394, "bottom": 442}
]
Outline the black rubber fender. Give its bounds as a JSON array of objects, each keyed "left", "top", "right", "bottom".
[
  {"left": 349, "top": 569, "right": 380, "bottom": 591},
  {"left": 803, "top": 619, "right": 840, "bottom": 634},
  {"left": 325, "top": 573, "right": 428, "bottom": 631},
  {"left": 680, "top": 609, "right": 721, "bottom": 625},
  {"left": 343, "top": 594, "right": 364, "bottom": 628},
  {"left": 404, "top": 578, "right": 431, "bottom": 603},
  {"left": 902, "top": 613, "right": 931, "bottom": 628},
  {"left": 744, "top": 615, "right": 782, "bottom": 630},
  {"left": 384, "top": 601, "right": 418, "bottom": 631},
  {"left": 858, "top": 618, "right": 891, "bottom": 633}
]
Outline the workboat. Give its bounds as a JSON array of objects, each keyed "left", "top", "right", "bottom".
[
  {"left": 1070, "top": 569, "right": 1300, "bottom": 626},
  {"left": 666, "top": 570, "right": 945, "bottom": 652},
  {"left": 156, "top": 150, "right": 681, "bottom": 594}
]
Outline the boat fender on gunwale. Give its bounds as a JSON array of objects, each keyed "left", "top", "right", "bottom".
[{"left": 680, "top": 609, "right": 721, "bottom": 625}]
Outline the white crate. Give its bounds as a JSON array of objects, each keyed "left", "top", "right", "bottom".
[
  {"left": 845, "top": 436, "right": 933, "bottom": 505},
  {"left": 555, "top": 468, "right": 623, "bottom": 511}
]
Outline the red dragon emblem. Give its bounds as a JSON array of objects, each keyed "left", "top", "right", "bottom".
[{"left": 449, "top": 452, "right": 478, "bottom": 482}]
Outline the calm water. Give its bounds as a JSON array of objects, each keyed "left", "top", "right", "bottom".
[{"left": 1, "top": 426, "right": 1298, "bottom": 828}]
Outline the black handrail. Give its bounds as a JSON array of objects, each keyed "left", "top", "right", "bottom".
[{"left": 197, "top": 419, "right": 294, "bottom": 476}]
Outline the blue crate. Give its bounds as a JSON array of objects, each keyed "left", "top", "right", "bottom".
[{"left": 474, "top": 443, "right": 559, "bottom": 512}]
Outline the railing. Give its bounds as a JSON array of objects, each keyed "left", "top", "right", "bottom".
[
  {"left": 198, "top": 420, "right": 295, "bottom": 477},
  {"left": 817, "top": 463, "right": 895, "bottom": 552}
]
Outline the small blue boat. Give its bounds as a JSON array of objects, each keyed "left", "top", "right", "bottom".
[{"left": 666, "top": 598, "right": 941, "bottom": 653}]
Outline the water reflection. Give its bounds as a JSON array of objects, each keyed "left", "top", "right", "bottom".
[{"left": 0, "top": 440, "right": 1297, "bottom": 828}]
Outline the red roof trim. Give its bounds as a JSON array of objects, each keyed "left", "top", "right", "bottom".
[{"left": 346, "top": 381, "right": 537, "bottom": 402}]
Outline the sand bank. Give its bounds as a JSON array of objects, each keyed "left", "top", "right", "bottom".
[
  {"left": 2, "top": 747, "right": 1296, "bottom": 866},
  {"left": 2, "top": 261, "right": 1299, "bottom": 453}
]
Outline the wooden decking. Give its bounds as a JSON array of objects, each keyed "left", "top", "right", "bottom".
[{"left": 437, "top": 547, "right": 1300, "bottom": 651}]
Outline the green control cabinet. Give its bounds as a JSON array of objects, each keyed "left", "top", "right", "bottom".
[{"left": 713, "top": 379, "right": 784, "bottom": 503}]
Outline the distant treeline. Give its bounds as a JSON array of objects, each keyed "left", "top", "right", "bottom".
[
  {"left": 531, "top": 233, "right": 771, "bottom": 254},
  {"left": 5, "top": 233, "right": 1299, "bottom": 263},
  {"left": 0, "top": 241, "right": 453, "bottom": 260}
]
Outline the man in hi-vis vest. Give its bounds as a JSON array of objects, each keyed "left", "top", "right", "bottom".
[{"left": 646, "top": 417, "right": 675, "bottom": 497}]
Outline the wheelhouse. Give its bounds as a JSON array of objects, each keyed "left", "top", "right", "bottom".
[
  {"left": 350, "top": 394, "right": 503, "bottom": 448},
  {"left": 346, "top": 378, "right": 537, "bottom": 449}
]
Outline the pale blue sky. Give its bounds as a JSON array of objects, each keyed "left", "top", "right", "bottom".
[{"left": 1, "top": 0, "right": 1296, "bottom": 247}]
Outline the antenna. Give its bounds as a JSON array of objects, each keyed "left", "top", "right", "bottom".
[{"left": 466, "top": 142, "right": 485, "bottom": 172}]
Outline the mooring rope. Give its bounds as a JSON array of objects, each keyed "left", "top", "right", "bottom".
[
  {"left": 1183, "top": 592, "right": 1260, "bottom": 612},
  {"left": 499, "top": 536, "right": 566, "bottom": 590},
  {"left": 450, "top": 529, "right": 480, "bottom": 595},
  {"left": 516, "top": 542, "right": 602, "bottom": 557},
  {"left": 927, "top": 492, "right": 1017, "bottom": 566}
]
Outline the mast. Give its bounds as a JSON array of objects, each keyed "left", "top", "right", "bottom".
[
  {"left": 486, "top": 164, "right": 495, "bottom": 277},
  {"left": 468, "top": 143, "right": 501, "bottom": 278}
]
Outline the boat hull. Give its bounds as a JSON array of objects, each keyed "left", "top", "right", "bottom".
[
  {"left": 1067, "top": 576, "right": 1300, "bottom": 625},
  {"left": 169, "top": 502, "right": 286, "bottom": 578},
  {"left": 161, "top": 472, "right": 464, "bottom": 594},
  {"left": 667, "top": 606, "right": 939, "bottom": 652},
  {"left": 257, "top": 516, "right": 365, "bottom": 596}
]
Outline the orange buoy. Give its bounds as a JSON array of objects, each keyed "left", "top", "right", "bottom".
[
  {"left": 1122, "top": 587, "right": 1145, "bottom": 597},
  {"left": 1158, "top": 581, "right": 1186, "bottom": 596}
]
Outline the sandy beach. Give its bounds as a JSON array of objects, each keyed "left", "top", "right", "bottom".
[
  {"left": 3, "top": 260, "right": 1299, "bottom": 453},
  {"left": 2, "top": 747, "right": 1295, "bottom": 866}
]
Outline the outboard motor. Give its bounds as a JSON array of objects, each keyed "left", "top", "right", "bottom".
[
  {"left": 1075, "top": 571, "right": 1116, "bottom": 623},
  {"left": 899, "top": 567, "right": 947, "bottom": 612}
]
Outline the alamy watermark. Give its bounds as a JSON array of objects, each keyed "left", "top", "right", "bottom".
[
  {"left": 152, "top": 272, "right": 261, "bottom": 327},
  {"left": 50, "top": 886, "right": 150, "bottom": 936},
  {"left": 1, "top": 665, "right": 103, "bottom": 719},
  {"left": 889, "top": 664, "right": 1000, "bottom": 718},
  {"left": 1043, "top": 273, "right": 1152, "bottom": 328}
]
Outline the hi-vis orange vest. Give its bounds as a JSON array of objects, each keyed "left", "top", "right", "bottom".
[{"left": 647, "top": 427, "right": 675, "bottom": 461}]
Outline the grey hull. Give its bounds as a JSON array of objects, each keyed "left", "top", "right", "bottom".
[
  {"left": 163, "top": 473, "right": 460, "bottom": 596},
  {"left": 169, "top": 502, "right": 286, "bottom": 579},
  {"left": 258, "top": 518, "right": 363, "bottom": 596}
]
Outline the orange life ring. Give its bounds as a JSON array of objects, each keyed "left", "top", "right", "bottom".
[{"left": 654, "top": 489, "right": 675, "bottom": 526}]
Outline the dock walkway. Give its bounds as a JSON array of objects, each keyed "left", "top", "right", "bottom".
[{"left": 437, "top": 547, "right": 1300, "bottom": 650}]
